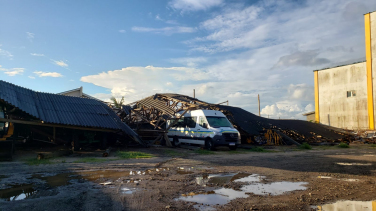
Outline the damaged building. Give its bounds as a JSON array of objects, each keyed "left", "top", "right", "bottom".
[
  {"left": 314, "top": 11, "right": 376, "bottom": 130},
  {"left": 118, "top": 93, "right": 349, "bottom": 146},
  {"left": 0, "top": 80, "right": 145, "bottom": 160}
]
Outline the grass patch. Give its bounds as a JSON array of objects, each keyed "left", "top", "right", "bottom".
[
  {"left": 227, "top": 149, "right": 248, "bottom": 154},
  {"left": 194, "top": 149, "right": 215, "bottom": 155},
  {"left": 163, "top": 149, "right": 181, "bottom": 157},
  {"left": 73, "top": 157, "right": 108, "bottom": 163},
  {"left": 249, "top": 147, "right": 267, "bottom": 152},
  {"left": 24, "top": 158, "right": 53, "bottom": 166},
  {"left": 116, "top": 151, "right": 154, "bottom": 159},
  {"left": 370, "top": 144, "right": 376, "bottom": 147},
  {"left": 299, "top": 142, "right": 312, "bottom": 150},
  {"left": 338, "top": 143, "right": 350, "bottom": 148}
]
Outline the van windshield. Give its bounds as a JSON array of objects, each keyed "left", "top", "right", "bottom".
[{"left": 206, "top": 117, "right": 233, "bottom": 128}]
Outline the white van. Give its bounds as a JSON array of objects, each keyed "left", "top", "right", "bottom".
[{"left": 167, "top": 110, "right": 241, "bottom": 150}]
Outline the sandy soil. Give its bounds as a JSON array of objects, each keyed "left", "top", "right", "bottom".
[{"left": 1, "top": 144, "right": 376, "bottom": 211}]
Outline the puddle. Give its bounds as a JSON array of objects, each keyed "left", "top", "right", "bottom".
[
  {"left": 178, "top": 188, "right": 248, "bottom": 205},
  {"left": 241, "top": 181, "right": 307, "bottom": 195},
  {"left": 179, "top": 173, "right": 307, "bottom": 208},
  {"left": 340, "top": 178, "right": 359, "bottom": 182},
  {"left": 0, "top": 184, "right": 36, "bottom": 201},
  {"left": 177, "top": 167, "right": 195, "bottom": 175},
  {"left": 336, "top": 163, "right": 372, "bottom": 166},
  {"left": 316, "top": 200, "right": 376, "bottom": 211},
  {"left": 195, "top": 173, "right": 262, "bottom": 186},
  {"left": 318, "top": 176, "right": 332, "bottom": 179},
  {"left": 120, "top": 187, "right": 135, "bottom": 194},
  {"left": 33, "top": 173, "right": 78, "bottom": 187}
]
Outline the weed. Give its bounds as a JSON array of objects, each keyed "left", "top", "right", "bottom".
[
  {"left": 194, "top": 149, "right": 215, "bottom": 155},
  {"left": 116, "top": 151, "right": 154, "bottom": 159},
  {"left": 338, "top": 143, "right": 350, "bottom": 148},
  {"left": 163, "top": 149, "right": 180, "bottom": 157},
  {"left": 62, "top": 159, "right": 66, "bottom": 163},
  {"left": 227, "top": 149, "right": 248, "bottom": 154},
  {"left": 73, "top": 157, "right": 107, "bottom": 163},
  {"left": 249, "top": 147, "right": 267, "bottom": 152},
  {"left": 299, "top": 142, "right": 312, "bottom": 150},
  {"left": 24, "top": 158, "right": 52, "bottom": 166}
]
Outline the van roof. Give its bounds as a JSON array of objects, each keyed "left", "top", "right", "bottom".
[{"left": 178, "top": 109, "right": 226, "bottom": 117}]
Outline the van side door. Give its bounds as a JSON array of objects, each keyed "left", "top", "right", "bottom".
[{"left": 198, "top": 116, "right": 209, "bottom": 138}]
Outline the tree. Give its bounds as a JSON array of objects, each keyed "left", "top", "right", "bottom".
[{"left": 110, "top": 96, "right": 124, "bottom": 108}]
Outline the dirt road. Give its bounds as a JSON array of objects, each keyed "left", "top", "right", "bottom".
[{"left": 1, "top": 144, "right": 376, "bottom": 211}]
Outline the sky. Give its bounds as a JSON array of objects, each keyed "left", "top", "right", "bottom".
[{"left": 1, "top": 0, "right": 375, "bottom": 119}]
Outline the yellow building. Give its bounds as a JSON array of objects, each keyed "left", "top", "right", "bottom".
[{"left": 314, "top": 11, "right": 376, "bottom": 130}]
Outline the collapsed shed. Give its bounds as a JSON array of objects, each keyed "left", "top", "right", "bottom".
[
  {"left": 118, "top": 93, "right": 350, "bottom": 145},
  {"left": 0, "top": 80, "right": 145, "bottom": 159}
]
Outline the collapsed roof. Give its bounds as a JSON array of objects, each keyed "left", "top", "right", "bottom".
[
  {"left": 122, "top": 93, "right": 347, "bottom": 143},
  {"left": 0, "top": 80, "right": 144, "bottom": 145}
]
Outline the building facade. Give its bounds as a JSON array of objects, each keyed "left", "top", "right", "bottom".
[{"left": 314, "top": 11, "right": 375, "bottom": 130}]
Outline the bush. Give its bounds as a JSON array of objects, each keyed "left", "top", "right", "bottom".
[
  {"left": 338, "top": 143, "right": 350, "bottom": 148},
  {"left": 299, "top": 142, "right": 312, "bottom": 150}
]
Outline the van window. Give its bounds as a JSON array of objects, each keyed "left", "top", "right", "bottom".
[
  {"left": 184, "top": 117, "right": 197, "bottom": 128},
  {"left": 170, "top": 118, "right": 184, "bottom": 127},
  {"left": 198, "top": 116, "right": 208, "bottom": 128},
  {"left": 206, "top": 116, "right": 233, "bottom": 128}
]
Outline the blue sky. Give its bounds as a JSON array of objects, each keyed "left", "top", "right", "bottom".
[{"left": 1, "top": 0, "right": 375, "bottom": 119}]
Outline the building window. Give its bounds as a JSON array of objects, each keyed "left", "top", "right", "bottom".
[{"left": 347, "top": 90, "right": 356, "bottom": 97}]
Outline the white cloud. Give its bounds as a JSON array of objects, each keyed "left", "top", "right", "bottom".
[
  {"left": 30, "top": 53, "right": 45, "bottom": 56},
  {"left": 26, "top": 32, "right": 34, "bottom": 42},
  {"left": 0, "top": 68, "right": 24, "bottom": 76},
  {"left": 132, "top": 26, "right": 196, "bottom": 35},
  {"left": 52, "top": 60, "right": 68, "bottom": 67},
  {"left": 169, "top": 57, "right": 207, "bottom": 67},
  {"left": 155, "top": 14, "right": 179, "bottom": 25},
  {"left": 80, "top": 65, "right": 209, "bottom": 103},
  {"left": 119, "top": 29, "right": 126, "bottom": 33},
  {"left": 34, "top": 71, "right": 63, "bottom": 77},
  {"left": 0, "top": 45, "right": 13, "bottom": 60},
  {"left": 28, "top": 76, "right": 35, "bottom": 79},
  {"left": 168, "top": 0, "right": 223, "bottom": 13}
]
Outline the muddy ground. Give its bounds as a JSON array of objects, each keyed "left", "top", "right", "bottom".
[{"left": 1, "top": 143, "right": 376, "bottom": 211}]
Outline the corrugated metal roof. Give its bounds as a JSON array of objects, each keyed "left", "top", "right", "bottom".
[
  {"left": 217, "top": 105, "right": 344, "bottom": 139},
  {"left": 0, "top": 80, "right": 144, "bottom": 145}
]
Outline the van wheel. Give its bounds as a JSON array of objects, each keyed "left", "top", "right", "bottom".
[
  {"left": 172, "top": 137, "right": 180, "bottom": 147},
  {"left": 205, "top": 139, "right": 215, "bottom": 151},
  {"left": 229, "top": 146, "right": 237, "bottom": 150}
]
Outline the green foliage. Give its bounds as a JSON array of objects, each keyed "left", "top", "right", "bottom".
[
  {"left": 110, "top": 96, "right": 125, "bottom": 108},
  {"left": 24, "top": 158, "right": 52, "bottom": 166},
  {"left": 299, "top": 142, "right": 312, "bottom": 150},
  {"left": 194, "top": 149, "right": 215, "bottom": 155},
  {"left": 370, "top": 144, "right": 376, "bottom": 147},
  {"left": 116, "top": 151, "right": 154, "bottom": 159},
  {"left": 338, "top": 143, "right": 350, "bottom": 148}
]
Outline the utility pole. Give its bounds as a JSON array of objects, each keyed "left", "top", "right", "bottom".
[
  {"left": 227, "top": 100, "right": 229, "bottom": 106},
  {"left": 193, "top": 89, "right": 195, "bottom": 98},
  {"left": 258, "top": 94, "right": 260, "bottom": 116}
]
